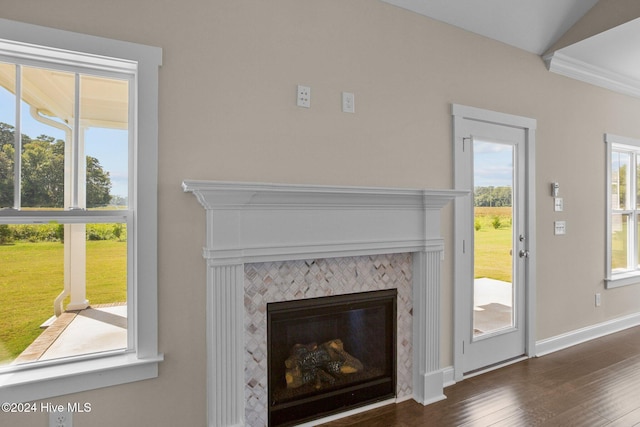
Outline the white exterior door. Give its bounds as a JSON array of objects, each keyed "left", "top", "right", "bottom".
[{"left": 453, "top": 105, "right": 536, "bottom": 378}]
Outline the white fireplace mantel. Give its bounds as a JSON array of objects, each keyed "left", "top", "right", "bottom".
[{"left": 183, "top": 180, "right": 466, "bottom": 427}]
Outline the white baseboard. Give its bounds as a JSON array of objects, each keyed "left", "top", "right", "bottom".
[
  {"left": 535, "top": 312, "right": 640, "bottom": 357},
  {"left": 442, "top": 366, "right": 455, "bottom": 387}
]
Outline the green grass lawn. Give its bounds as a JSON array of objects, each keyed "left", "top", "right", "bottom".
[
  {"left": 0, "top": 240, "right": 126, "bottom": 364},
  {"left": 474, "top": 207, "right": 513, "bottom": 283}
]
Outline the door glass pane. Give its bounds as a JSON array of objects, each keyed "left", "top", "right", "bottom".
[
  {"left": 636, "top": 156, "right": 640, "bottom": 210},
  {"left": 473, "top": 140, "right": 514, "bottom": 337},
  {"left": 636, "top": 215, "right": 640, "bottom": 269}
]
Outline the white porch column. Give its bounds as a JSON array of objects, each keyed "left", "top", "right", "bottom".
[
  {"left": 64, "top": 125, "right": 89, "bottom": 312},
  {"left": 55, "top": 122, "right": 89, "bottom": 315},
  {"left": 64, "top": 223, "right": 89, "bottom": 311}
]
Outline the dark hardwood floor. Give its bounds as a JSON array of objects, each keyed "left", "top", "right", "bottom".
[{"left": 319, "top": 326, "right": 640, "bottom": 426}]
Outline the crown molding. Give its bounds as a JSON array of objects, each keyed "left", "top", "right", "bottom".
[{"left": 544, "top": 51, "right": 640, "bottom": 98}]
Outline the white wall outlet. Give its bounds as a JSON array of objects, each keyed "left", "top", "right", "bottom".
[
  {"left": 49, "top": 410, "right": 72, "bottom": 427},
  {"left": 554, "top": 221, "right": 566, "bottom": 235},
  {"left": 342, "top": 92, "right": 355, "bottom": 113},
  {"left": 595, "top": 293, "right": 602, "bottom": 307},
  {"left": 296, "top": 85, "right": 310, "bottom": 108}
]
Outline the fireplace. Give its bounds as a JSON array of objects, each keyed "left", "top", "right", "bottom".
[
  {"left": 182, "top": 180, "right": 463, "bottom": 427},
  {"left": 267, "top": 290, "right": 397, "bottom": 426}
]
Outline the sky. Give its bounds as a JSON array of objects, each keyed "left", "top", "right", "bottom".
[
  {"left": 473, "top": 140, "right": 514, "bottom": 188},
  {"left": 0, "top": 86, "right": 128, "bottom": 199}
]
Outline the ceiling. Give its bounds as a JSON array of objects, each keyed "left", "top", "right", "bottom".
[
  {"left": 0, "top": 63, "right": 129, "bottom": 129},
  {"left": 379, "top": 0, "right": 599, "bottom": 55},
  {"left": 379, "top": 0, "right": 640, "bottom": 97}
]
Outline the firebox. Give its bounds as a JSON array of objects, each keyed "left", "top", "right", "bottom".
[{"left": 267, "top": 289, "right": 397, "bottom": 427}]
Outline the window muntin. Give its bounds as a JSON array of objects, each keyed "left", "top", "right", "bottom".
[{"left": 606, "top": 134, "right": 640, "bottom": 287}]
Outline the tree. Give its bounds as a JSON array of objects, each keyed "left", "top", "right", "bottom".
[
  {"left": 474, "top": 186, "right": 512, "bottom": 207},
  {"left": 0, "top": 122, "right": 25, "bottom": 207},
  {"left": 21, "top": 139, "right": 64, "bottom": 207},
  {"left": 0, "top": 143, "right": 13, "bottom": 207},
  {"left": 0, "top": 122, "right": 112, "bottom": 208},
  {"left": 86, "top": 155, "right": 112, "bottom": 206}
]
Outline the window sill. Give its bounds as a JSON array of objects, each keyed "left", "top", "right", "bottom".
[
  {"left": 0, "top": 352, "right": 163, "bottom": 403},
  {"left": 605, "top": 272, "right": 640, "bottom": 289}
]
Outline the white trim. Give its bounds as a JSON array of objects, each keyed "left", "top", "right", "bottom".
[
  {"left": 606, "top": 133, "right": 640, "bottom": 149},
  {"left": 442, "top": 366, "right": 455, "bottom": 387},
  {"left": 452, "top": 104, "right": 537, "bottom": 381},
  {"left": 605, "top": 133, "right": 640, "bottom": 289},
  {"left": 544, "top": 51, "right": 640, "bottom": 99},
  {"left": 535, "top": 312, "right": 640, "bottom": 357},
  {"left": 452, "top": 104, "right": 537, "bottom": 131},
  {"left": 1, "top": 353, "right": 163, "bottom": 403},
  {"left": 0, "top": 18, "right": 159, "bottom": 68},
  {"left": 605, "top": 271, "right": 640, "bottom": 288},
  {"left": 182, "top": 180, "right": 465, "bottom": 264},
  {"left": 0, "top": 18, "right": 162, "bottom": 402},
  {"left": 0, "top": 38, "right": 138, "bottom": 75}
]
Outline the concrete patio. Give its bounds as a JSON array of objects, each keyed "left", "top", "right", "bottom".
[
  {"left": 14, "top": 303, "right": 127, "bottom": 364},
  {"left": 473, "top": 277, "right": 513, "bottom": 335}
]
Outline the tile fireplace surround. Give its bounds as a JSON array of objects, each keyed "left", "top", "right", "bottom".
[{"left": 182, "top": 180, "right": 464, "bottom": 427}]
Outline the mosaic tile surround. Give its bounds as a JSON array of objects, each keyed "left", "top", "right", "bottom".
[{"left": 244, "top": 253, "right": 413, "bottom": 427}]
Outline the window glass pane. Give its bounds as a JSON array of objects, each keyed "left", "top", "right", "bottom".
[
  {"left": 0, "top": 223, "right": 127, "bottom": 366},
  {"left": 20, "top": 66, "right": 72, "bottom": 210},
  {"left": 611, "top": 213, "right": 629, "bottom": 271},
  {"left": 637, "top": 215, "right": 640, "bottom": 269},
  {"left": 81, "top": 75, "right": 129, "bottom": 210},
  {"left": 636, "top": 156, "right": 640, "bottom": 210},
  {"left": 611, "top": 150, "right": 630, "bottom": 210},
  {"left": 0, "top": 62, "right": 16, "bottom": 209}
]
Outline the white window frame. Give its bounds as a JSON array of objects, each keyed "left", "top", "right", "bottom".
[
  {"left": 605, "top": 133, "right": 640, "bottom": 289},
  {"left": 0, "top": 18, "right": 162, "bottom": 402}
]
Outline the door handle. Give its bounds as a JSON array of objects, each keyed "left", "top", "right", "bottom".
[{"left": 519, "top": 249, "right": 529, "bottom": 258}]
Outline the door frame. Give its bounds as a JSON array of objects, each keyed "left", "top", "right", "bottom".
[{"left": 452, "top": 104, "right": 537, "bottom": 381}]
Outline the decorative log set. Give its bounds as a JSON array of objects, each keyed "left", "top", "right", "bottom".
[{"left": 284, "top": 339, "right": 364, "bottom": 390}]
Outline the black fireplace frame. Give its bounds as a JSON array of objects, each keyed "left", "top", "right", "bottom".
[{"left": 267, "top": 289, "right": 397, "bottom": 427}]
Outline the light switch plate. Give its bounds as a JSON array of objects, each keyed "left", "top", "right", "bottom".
[
  {"left": 554, "top": 197, "right": 563, "bottom": 212},
  {"left": 554, "top": 221, "right": 566, "bottom": 235},
  {"left": 342, "top": 92, "right": 355, "bottom": 113}
]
